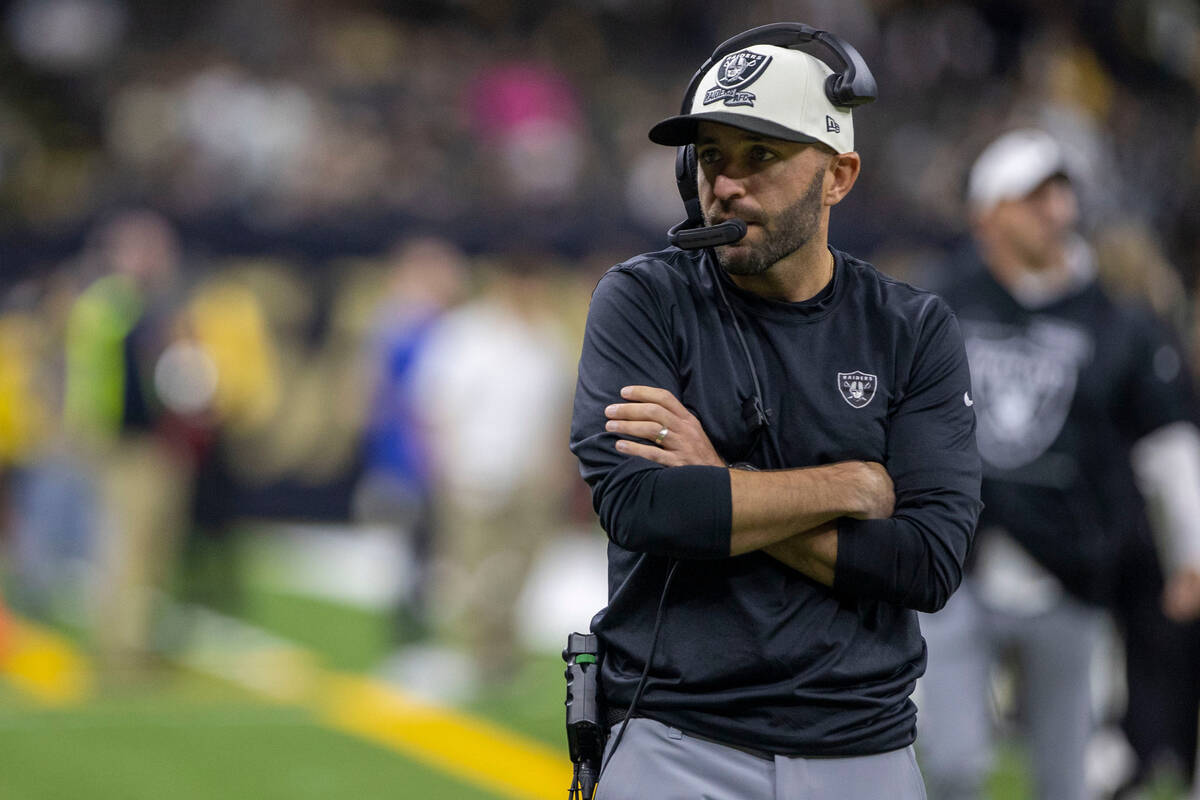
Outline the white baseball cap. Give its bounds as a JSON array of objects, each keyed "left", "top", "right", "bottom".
[
  {"left": 648, "top": 44, "right": 855, "bottom": 153},
  {"left": 966, "top": 129, "right": 1071, "bottom": 214}
]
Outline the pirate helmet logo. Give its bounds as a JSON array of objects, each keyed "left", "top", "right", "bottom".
[
  {"left": 838, "top": 371, "right": 878, "bottom": 408},
  {"left": 716, "top": 51, "right": 772, "bottom": 88},
  {"left": 704, "top": 50, "right": 773, "bottom": 108}
]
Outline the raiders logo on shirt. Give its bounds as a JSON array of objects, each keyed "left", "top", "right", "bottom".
[
  {"left": 963, "top": 319, "right": 1092, "bottom": 470},
  {"left": 838, "top": 371, "right": 877, "bottom": 408}
]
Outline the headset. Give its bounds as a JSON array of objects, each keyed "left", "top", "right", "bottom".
[{"left": 667, "top": 22, "right": 878, "bottom": 250}]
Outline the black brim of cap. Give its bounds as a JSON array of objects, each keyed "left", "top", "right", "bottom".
[{"left": 648, "top": 112, "right": 820, "bottom": 146}]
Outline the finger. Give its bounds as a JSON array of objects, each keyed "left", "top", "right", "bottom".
[
  {"left": 615, "top": 438, "right": 674, "bottom": 465},
  {"left": 606, "top": 419, "right": 672, "bottom": 444},
  {"left": 604, "top": 402, "right": 673, "bottom": 425},
  {"left": 620, "top": 385, "right": 689, "bottom": 417}
]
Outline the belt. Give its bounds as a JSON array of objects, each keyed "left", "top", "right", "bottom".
[{"left": 605, "top": 706, "right": 629, "bottom": 730}]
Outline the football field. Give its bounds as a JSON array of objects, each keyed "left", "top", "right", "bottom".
[
  {"left": 0, "top": 524, "right": 579, "bottom": 800},
  {"left": 0, "top": 679, "right": 511, "bottom": 800},
  {"left": 0, "top": 606, "right": 1029, "bottom": 800},
  {"left": 0, "top": 614, "right": 570, "bottom": 800},
  {"left": 0, "top": 523, "right": 1186, "bottom": 800}
]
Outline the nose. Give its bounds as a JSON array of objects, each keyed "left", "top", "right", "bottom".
[
  {"left": 1037, "top": 180, "right": 1079, "bottom": 230},
  {"left": 710, "top": 171, "right": 746, "bottom": 205}
]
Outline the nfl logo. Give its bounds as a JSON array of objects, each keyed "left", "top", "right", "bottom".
[{"left": 838, "top": 371, "right": 877, "bottom": 408}]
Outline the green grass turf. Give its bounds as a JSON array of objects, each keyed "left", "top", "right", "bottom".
[
  {"left": 464, "top": 652, "right": 569, "bottom": 749},
  {"left": 0, "top": 674, "right": 510, "bottom": 800},
  {"left": 216, "top": 587, "right": 1050, "bottom": 798},
  {"left": 239, "top": 588, "right": 392, "bottom": 673},
  {"left": 8, "top": 535, "right": 1190, "bottom": 800}
]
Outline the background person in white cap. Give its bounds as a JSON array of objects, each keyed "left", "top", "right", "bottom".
[
  {"left": 570, "top": 23, "right": 981, "bottom": 799},
  {"left": 917, "top": 128, "right": 1200, "bottom": 800}
]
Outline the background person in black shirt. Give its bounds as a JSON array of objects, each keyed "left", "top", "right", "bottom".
[
  {"left": 570, "top": 23, "right": 981, "bottom": 800},
  {"left": 918, "top": 128, "right": 1200, "bottom": 800}
]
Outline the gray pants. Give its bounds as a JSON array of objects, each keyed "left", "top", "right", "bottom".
[
  {"left": 918, "top": 582, "right": 1103, "bottom": 800},
  {"left": 596, "top": 717, "right": 927, "bottom": 800}
]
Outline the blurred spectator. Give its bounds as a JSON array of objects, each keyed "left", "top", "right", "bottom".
[
  {"left": 411, "top": 251, "right": 574, "bottom": 692},
  {"left": 0, "top": 275, "right": 95, "bottom": 623},
  {"left": 168, "top": 264, "right": 284, "bottom": 616},
  {"left": 354, "top": 236, "right": 470, "bottom": 642},
  {"left": 64, "top": 208, "right": 195, "bottom": 671},
  {"left": 918, "top": 129, "right": 1200, "bottom": 799},
  {"left": 465, "top": 59, "right": 586, "bottom": 208}
]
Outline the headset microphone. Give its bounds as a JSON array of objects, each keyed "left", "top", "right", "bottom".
[{"left": 667, "top": 218, "right": 748, "bottom": 250}]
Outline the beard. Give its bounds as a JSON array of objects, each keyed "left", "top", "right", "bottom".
[{"left": 708, "top": 169, "right": 825, "bottom": 276}]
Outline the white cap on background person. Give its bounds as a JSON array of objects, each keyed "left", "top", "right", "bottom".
[
  {"left": 648, "top": 44, "right": 855, "bottom": 153},
  {"left": 967, "top": 128, "right": 1071, "bottom": 214}
]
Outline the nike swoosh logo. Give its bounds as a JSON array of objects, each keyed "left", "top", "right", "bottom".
[{"left": 964, "top": 391, "right": 974, "bottom": 407}]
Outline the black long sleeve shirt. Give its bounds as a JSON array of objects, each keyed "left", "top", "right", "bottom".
[
  {"left": 569, "top": 245, "right": 981, "bottom": 756},
  {"left": 938, "top": 259, "right": 1197, "bottom": 606}
]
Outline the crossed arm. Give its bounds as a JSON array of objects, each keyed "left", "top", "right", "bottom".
[{"left": 604, "top": 385, "right": 894, "bottom": 586}]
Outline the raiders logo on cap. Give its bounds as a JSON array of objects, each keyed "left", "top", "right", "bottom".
[{"left": 703, "top": 50, "right": 773, "bottom": 108}]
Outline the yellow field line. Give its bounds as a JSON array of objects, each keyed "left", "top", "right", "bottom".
[
  {"left": 0, "top": 616, "right": 93, "bottom": 706},
  {"left": 320, "top": 673, "right": 571, "bottom": 800},
  {"left": 0, "top": 610, "right": 571, "bottom": 799}
]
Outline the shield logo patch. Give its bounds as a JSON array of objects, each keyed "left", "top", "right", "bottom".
[
  {"left": 838, "top": 371, "right": 877, "bottom": 408},
  {"left": 963, "top": 319, "right": 1091, "bottom": 470},
  {"left": 703, "top": 50, "right": 773, "bottom": 107}
]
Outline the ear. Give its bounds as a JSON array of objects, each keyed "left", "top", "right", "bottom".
[{"left": 825, "top": 151, "right": 861, "bottom": 206}]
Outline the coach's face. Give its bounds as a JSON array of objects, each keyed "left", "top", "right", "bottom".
[{"left": 695, "top": 122, "right": 855, "bottom": 277}]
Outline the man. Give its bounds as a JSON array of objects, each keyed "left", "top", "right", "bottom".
[
  {"left": 569, "top": 27, "right": 981, "bottom": 799},
  {"left": 414, "top": 249, "right": 574, "bottom": 693},
  {"left": 917, "top": 129, "right": 1200, "bottom": 799},
  {"left": 64, "top": 209, "right": 193, "bottom": 671},
  {"left": 357, "top": 236, "right": 469, "bottom": 643}
]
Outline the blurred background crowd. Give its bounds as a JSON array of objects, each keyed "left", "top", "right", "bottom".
[{"left": 1, "top": 0, "right": 1199, "bottom": 796}]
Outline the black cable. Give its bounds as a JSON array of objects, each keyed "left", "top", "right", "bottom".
[
  {"left": 708, "top": 253, "right": 784, "bottom": 465},
  {"left": 596, "top": 558, "right": 680, "bottom": 787},
  {"left": 585, "top": 250, "right": 771, "bottom": 794}
]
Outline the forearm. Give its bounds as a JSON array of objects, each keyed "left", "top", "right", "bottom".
[
  {"left": 761, "top": 522, "right": 838, "bottom": 586},
  {"left": 1130, "top": 421, "right": 1200, "bottom": 571},
  {"left": 728, "top": 461, "right": 890, "bottom": 556},
  {"left": 834, "top": 506, "right": 977, "bottom": 613},
  {"left": 1130, "top": 421, "right": 1200, "bottom": 620},
  {"left": 595, "top": 462, "right": 733, "bottom": 558},
  {"left": 594, "top": 385, "right": 891, "bottom": 563}
]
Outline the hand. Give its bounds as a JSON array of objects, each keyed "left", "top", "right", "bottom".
[
  {"left": 604, "top": 385, "right": 724, "bottom": 468},
  {"left": 847, "top": 461, "right": 894, "bottom": 520},
  {"left": 1163, "top": 566, "right": 1200, "bottom": 622}
]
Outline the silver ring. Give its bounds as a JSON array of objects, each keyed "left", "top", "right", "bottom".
[{"left": 654, "top": 427, "right": 669, "bottom": 445}]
